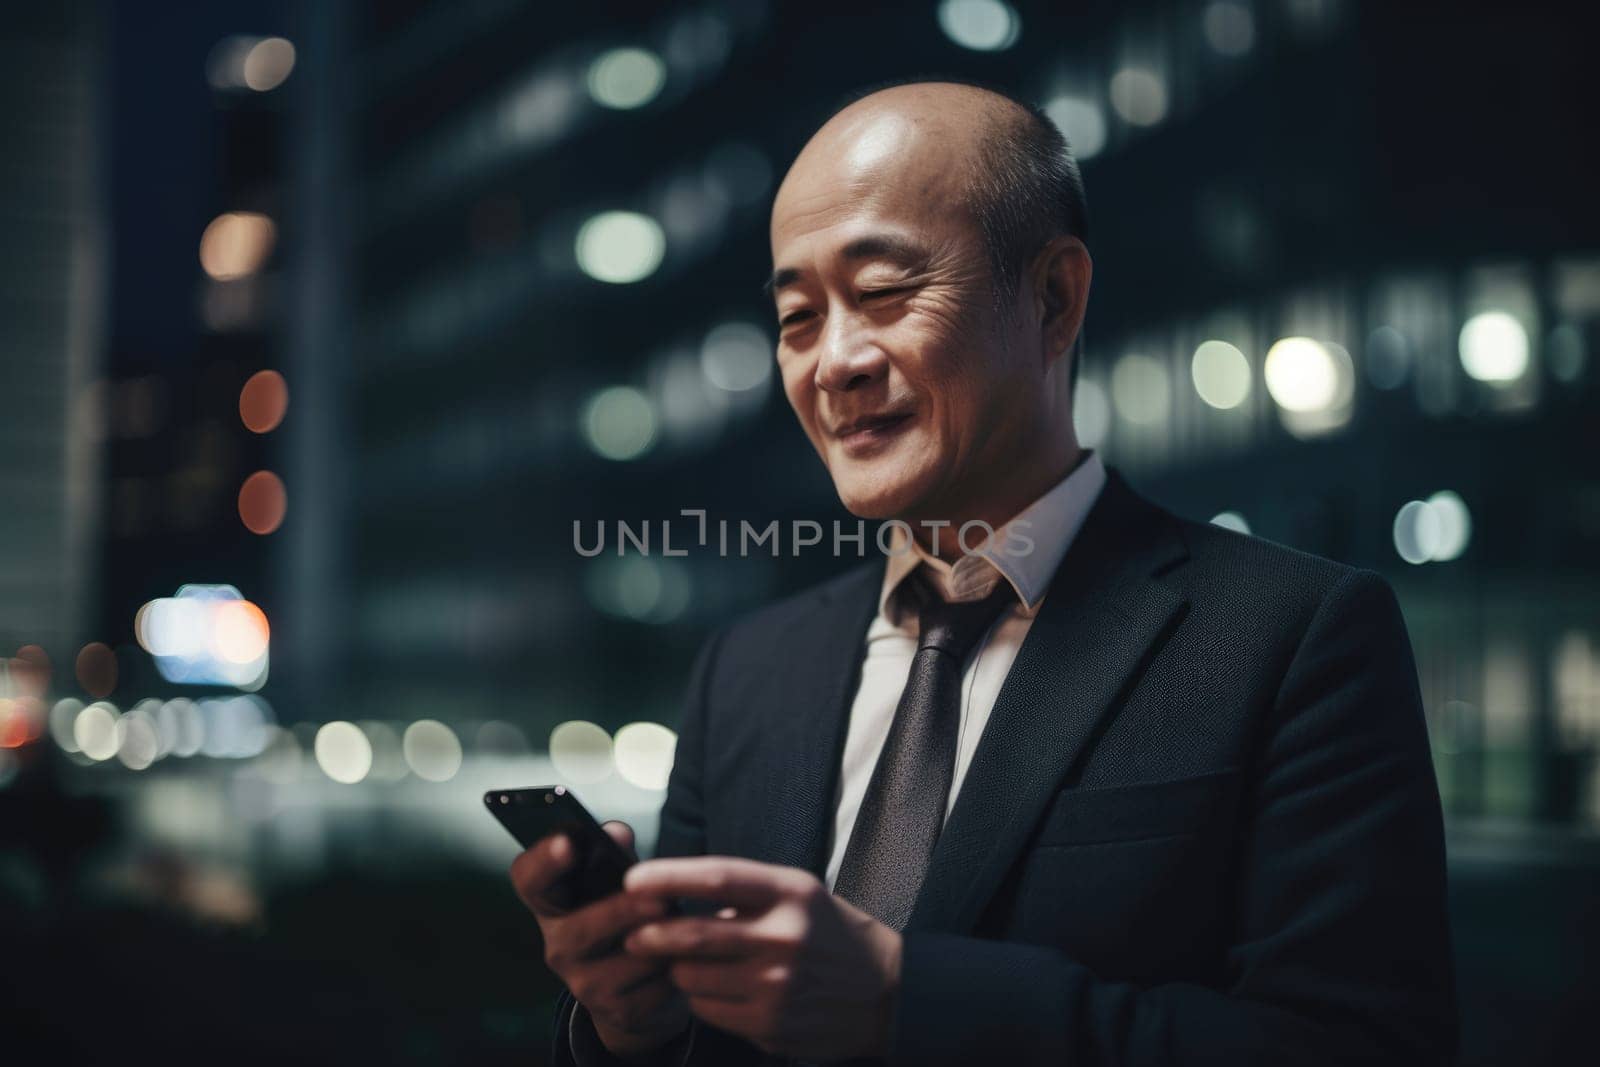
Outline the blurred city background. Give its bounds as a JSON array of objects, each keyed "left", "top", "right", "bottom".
[{"left": 2, "top": 0, "right": 1597, "bottom": 1062}]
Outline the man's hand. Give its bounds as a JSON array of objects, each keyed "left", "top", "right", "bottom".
[
  {"left": 510, "top": 822, "right": 691, "bottom": 1059},
  {"left": 622, "top": 856, "right": 903, "bottom": 1060}
]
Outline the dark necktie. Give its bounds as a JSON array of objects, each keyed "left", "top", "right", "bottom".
[{"left": 831, "top": 569, "right": 1017, "bottom": 931}]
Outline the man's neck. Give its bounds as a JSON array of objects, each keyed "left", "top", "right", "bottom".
[{"left": 905, "top": 444, "right": 1085, "bottom": 564}]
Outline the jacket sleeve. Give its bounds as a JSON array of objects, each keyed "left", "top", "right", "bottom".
[
  {"left": 888, "top": 569, "right": 1459, "bottom": 1066},
  {"left": 550, "top": 627, "right": 762, "bottom": 1067}
]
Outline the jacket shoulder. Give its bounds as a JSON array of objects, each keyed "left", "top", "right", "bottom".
[{"left": 1159, "top": 504, "right": 1384, "bottom": 622}]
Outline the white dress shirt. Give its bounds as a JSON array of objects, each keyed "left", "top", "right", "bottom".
[{"left": 823, "top": 450, "right": 1107, "bottom": 891}]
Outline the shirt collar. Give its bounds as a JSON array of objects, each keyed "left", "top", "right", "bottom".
[{"left": 878, "top": 450, "right": 1107, "bottom": 621}]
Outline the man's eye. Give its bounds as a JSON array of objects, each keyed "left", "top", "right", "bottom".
[
  {"left": 860, "top": 286, "right": 909, "bottom": 302},
  {"left": 779, "top": 310, "right": 814, "bottom": 327}
]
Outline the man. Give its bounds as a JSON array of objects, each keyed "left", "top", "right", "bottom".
[{"left": 512, "top": 80, "right": 1457, "bottom": 1065}]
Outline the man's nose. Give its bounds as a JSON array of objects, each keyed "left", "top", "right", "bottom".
[{"left": 814, "top": 312, "right": 888, "bottom": 394}]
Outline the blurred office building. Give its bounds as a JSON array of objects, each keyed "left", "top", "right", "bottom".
[{"left": 2, "top": 1, "right": 1597, "bottom": 1063}]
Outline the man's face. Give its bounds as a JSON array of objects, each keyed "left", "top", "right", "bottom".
[{"left": 768, "top": 108, "right": 1038, "bottom": 522}]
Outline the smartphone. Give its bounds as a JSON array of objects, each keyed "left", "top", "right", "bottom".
[{"left": 486, "top": 786, "right": 634, "bottom": 910}]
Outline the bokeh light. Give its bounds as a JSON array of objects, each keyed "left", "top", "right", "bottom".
[
  {"left": 13, "top": 645, "right": 51, "bottom": 694},
  {"left": 700, "top": 322, "right": 772, "bottom": 394},
  {"left": 612, "top": 721, "right": 677, "bottom": 790},
  {"left": 937, "top": 0, "right": 1021, "bottom": 52},
  {"left": 315, "top": 721, "right": 373, "bottom": 784},
  {"left": 402, "top": 719, "right": 464, "bottom": 782},
  {"left": 1264, "top": 337, "right": 1339, "bottom": 412},
  {"left": 1191, "top": 340, "right": 1252, "bottom": 409},
  {"left": 242, "top": 37, "right": 296, "bottom": 91},
  {"left": 1109, "top": 67, "right": 1168, "bottom": 126},
  {"left": 1393, "top": 499, "right": 1443, "bottom": 565},
  {"left": 1043, "top": 95, "right": 1107, "bottom": 160},
  {"left": 213, "top": 600, "right": 270, "bottom": 664},
  {"left": 583, "top": 386, "right": 657, "bottom": 460},
  {"left": 49, "top": 698, "right": 84, "bottom": 752},
  {"left": 1365, "top": 325, "right": 1412, "bottom": 390},
  {"left": 549, "top": 720, "right": 613, "bottom": 784},
  {"left": 1203, "top": 2, "right": 1256, "bottom": 56},
  {"left": 239, "top": 369, "right": 289, "bottom": 433},
  {"left": 199, "top": 212, "right": 276, "bottom": 281},
  {"left": 1072, "top": 379, "right": 1111, "bottom": 447},
  {"left": 1111, "top": 354, "right": 1171, "bottom": 424},
  {"left": 162, "top": 698, "right": 205, "bottom": 758},
  {"left": 1459, "top": 310, "right": 1530, "bottom": 383},
  {"left": 1426, "top": 490, "right": 1473, "bottom": 562},
  {"left": 575, "top": 211, "right": 665, "bottom": 283},
  {"left": 74, "top": 701, "right": 120, "bottom": 761},
  {"left": 116, "top": 706, "right": 161, "bottom": 770},
  {"left": 586, "top": 47, "right": 666, "bottom": 109},
  {"left": 239, "top": 471, "right": 288, "bottom": 534},
  {"left": 75, "top": 642, "right": 117, "bottom": 698}
]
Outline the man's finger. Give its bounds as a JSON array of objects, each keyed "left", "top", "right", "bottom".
[
  {"left": 564, "top": 892, "right": 671, "bottom": 961},
  {"left": 602, "top": 820, "right": 638, "bottom": 860},
  {"left": 623, "top": 856, "right": 799, "bottom": 909},
  {"left": 665, "top": 958, "right": 756, "bottom": 1002},
  {"left": 624, "top": 916, "right": 755, "bottom": 959},
  {"left": 509, "top": 833, "right": 575, "bottom": 916}
]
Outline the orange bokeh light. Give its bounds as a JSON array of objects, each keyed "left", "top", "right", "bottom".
[
  {"left": 213, "top": 600, "right": 271, "bottom": 663},
  {"left": 0, "top": 701, "right": 27, "bottom": 748},
  {"left": 239, "top": 369, "right": 289, "bottom": 433},
  {"left": 239, "top": 471, "right": 287, "bottom": 534},
  {"left": 12, "top": 645, "right": 51, "bottom": 695},
  {"left": 75, "top": 641, "right": 118, "bottom": 698}
]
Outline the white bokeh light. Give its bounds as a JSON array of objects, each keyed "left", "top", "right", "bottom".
[
  {"left": 403, "top": 719, "right": 464, "bottom": 782},
  {"left": 1111, "top": 354, "right": 1171, "bottom": 424},
  {"left": 1459, "top": 310, "right": 1530, "bottom": 383},
  {"left": 49, "top": 698, "right": 84, "bottom": 752},
  {"left": 583, "top": 386, "right": 657, "bottom": 461},
  {"left": 700, "top": 322, "right": 772, "bottom": 393},
  {"left": 1264, "top": 337, "right": 1339, "bottom": 412},
  {"left": 613, "top": 722, "right": 677, "bottom": 791},
  {"left": 1203, "top": 2, "right": 1256, "bottom": 56},
  {"left": 315, "top": 721, "right": 373, "bottom": 784},
  {"left": 74, "top": 702, "right": 120, "bottom": 762},
  {"left": 586, "top": 47, "right": 666, "bottom": 109},
  {"left": 937, "top": 0, "right": 1021, "bottom": 52},
  {"left": 575, "top": 211, "right": 665, "bottom": 284},
  {"left": 116, "top": 708, "right": 161, "bottom": 771},
  {"left": 550, "top": 720, "right": 614, "bottom": 784},
  {"left": 1109, "top": 67, "right": 1168, "bottom": 126},
  {"left": 1393, "top": 500, "right": 1443, "bottom": 565},
  {"left": 1191, "top": 340, "right": 1252, "bottom": 409},
  {"left": 1043, "top": 95, "right": 1106, "bottom": 160},
  {"left": 1426, "top": 490, "right": 1472, "bottom": 562},
  {"left": 1073, "top": 379, "right": 1111, "bottom": 447}
]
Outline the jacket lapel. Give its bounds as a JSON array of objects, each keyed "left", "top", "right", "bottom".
[
  {"left": 905, "top": 471, "right": 1191, "bottom": 935},
  {"left": 752, "top": 560, "right": 882, "bottom": 877}
]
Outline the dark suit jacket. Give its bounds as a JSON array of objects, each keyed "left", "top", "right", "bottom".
[{"left": 553, "top": 468, "right": 1458, "bottom": 1066}]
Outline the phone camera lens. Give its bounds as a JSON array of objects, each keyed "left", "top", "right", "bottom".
[
  {"left": 499, "top": 794, "right": 509, "bottom": 805},
  {"left": 544, "top": 793, "right": 555, "bottom": 804}
]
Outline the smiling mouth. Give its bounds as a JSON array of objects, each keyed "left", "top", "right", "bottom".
[{"left": 834, "top": 412, "right": 914, "bottom": 453}]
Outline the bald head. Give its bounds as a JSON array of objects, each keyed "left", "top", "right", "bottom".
[{"left": 774, "top": 80, "right": 1089, "bottom": 327}]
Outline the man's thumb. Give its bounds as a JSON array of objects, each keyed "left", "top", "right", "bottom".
[{"left": 602, "top": 820, "right": 637, "bottom": 860}]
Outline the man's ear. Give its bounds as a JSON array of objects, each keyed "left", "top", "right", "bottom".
[{"left": 1034, "top": 235, "right": 1092, "bottom": 364}]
